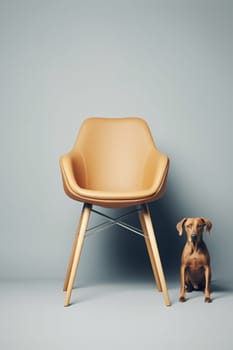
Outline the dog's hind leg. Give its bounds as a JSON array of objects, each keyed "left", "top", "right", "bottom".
[
  {"left": 184, "top": 271, "right": 193, "bottom": 292},
  {"left": 185, "top": 282, "right": 193, "bottom": 293}
]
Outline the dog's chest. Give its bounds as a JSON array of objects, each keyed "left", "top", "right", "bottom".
[{"left": 184, "top": 250, "right": 206, "bottom": 271}]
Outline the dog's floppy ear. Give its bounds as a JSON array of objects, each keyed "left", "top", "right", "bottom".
[
  {"left": 201, "top": 218, "right": 212, "bottom": 234},
  {"left": 176, "top": 218, "right": 187, "bottom": 236}
]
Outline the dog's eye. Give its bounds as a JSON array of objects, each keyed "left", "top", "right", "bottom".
[{"left": 186, "top": 224, "right": 192, "bottom": 229}]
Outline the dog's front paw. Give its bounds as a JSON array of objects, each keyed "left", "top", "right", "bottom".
[
  {"left": 179, "top": 296, "right": 186, "bottom": 302},
  {"left": 204, "top": 297, "right": 212, "bottom": 303}
]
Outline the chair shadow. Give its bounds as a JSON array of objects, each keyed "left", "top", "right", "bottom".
[{"left": 98, "top": 182, "right": 183, "bottom": 284}]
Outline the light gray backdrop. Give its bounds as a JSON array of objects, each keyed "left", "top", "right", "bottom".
[{"left": 1, "top": 0, "right": 232, "bottom": 284}]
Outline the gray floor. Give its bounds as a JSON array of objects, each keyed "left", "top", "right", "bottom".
[{"left": 0, "top": 279, "right": 232, "bottom": 350}]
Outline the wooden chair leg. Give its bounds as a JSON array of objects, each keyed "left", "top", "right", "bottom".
[
  {"left": 141, "top": 204, "right": 171, "bottom": 306},
  {"left": 139, "top": 211, "right": 162, "bottom": 292},
  {"left": 63, "top": 208, "right": 85, "bottom": 291},
  {"left": 64, "top": 203, "right": 92, "bottom": 307}
]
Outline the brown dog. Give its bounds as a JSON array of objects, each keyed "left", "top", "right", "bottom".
[{"left": 176, "top": 217, "right": 212, "bottom": 303}]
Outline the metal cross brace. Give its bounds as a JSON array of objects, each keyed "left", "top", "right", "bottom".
[{"left": 85, "top": 206, "right": 147, "bottom": 239}]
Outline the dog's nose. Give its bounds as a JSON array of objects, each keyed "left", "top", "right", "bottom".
[{"left": 191, "top": 234, "right": 197, "bottom": 242}]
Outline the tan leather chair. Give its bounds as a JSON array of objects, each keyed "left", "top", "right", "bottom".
[{"left": 60, "top": 117, "right": 171, "bottom": 306}]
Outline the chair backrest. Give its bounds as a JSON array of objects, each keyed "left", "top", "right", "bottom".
[{"left": 71, "top": 118, "right": 157, "bottom": 192}]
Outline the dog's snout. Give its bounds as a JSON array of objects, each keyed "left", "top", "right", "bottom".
[{"left": 191, "top": 234, "right": 197, "bottom": 242}]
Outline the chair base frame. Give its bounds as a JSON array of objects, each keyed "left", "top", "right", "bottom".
[{"left": 63, "top": 203, "right": 171, "bottom": 307}]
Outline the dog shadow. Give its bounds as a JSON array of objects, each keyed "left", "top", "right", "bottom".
[{"left": 210, "top": 280, "right": 233, "bottom": 301}]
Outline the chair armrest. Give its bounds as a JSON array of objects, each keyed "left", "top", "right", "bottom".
[
  {"left": 60, "top": 153, "right": 82, "bottom": 197},
  {"left": 144, "top": 148, "right": 169, "bottom": 195}
]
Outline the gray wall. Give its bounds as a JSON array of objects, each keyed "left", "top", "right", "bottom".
[{"left": 1, "top": 0, "right": 232, "bottom": 283}]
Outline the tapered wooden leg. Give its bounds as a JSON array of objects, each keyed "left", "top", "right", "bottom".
[
  {"left": 63, "top": 207, "right": 85, "bottom": 291},
  {"left": 141, "top": 204, "right": 171, "bottom": 306},
  {"left": 64, "top": 203, "right": 92, "bottom": 307},
  {"left": 139, "top": 211, "right": 162, "bottom": 292}
]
